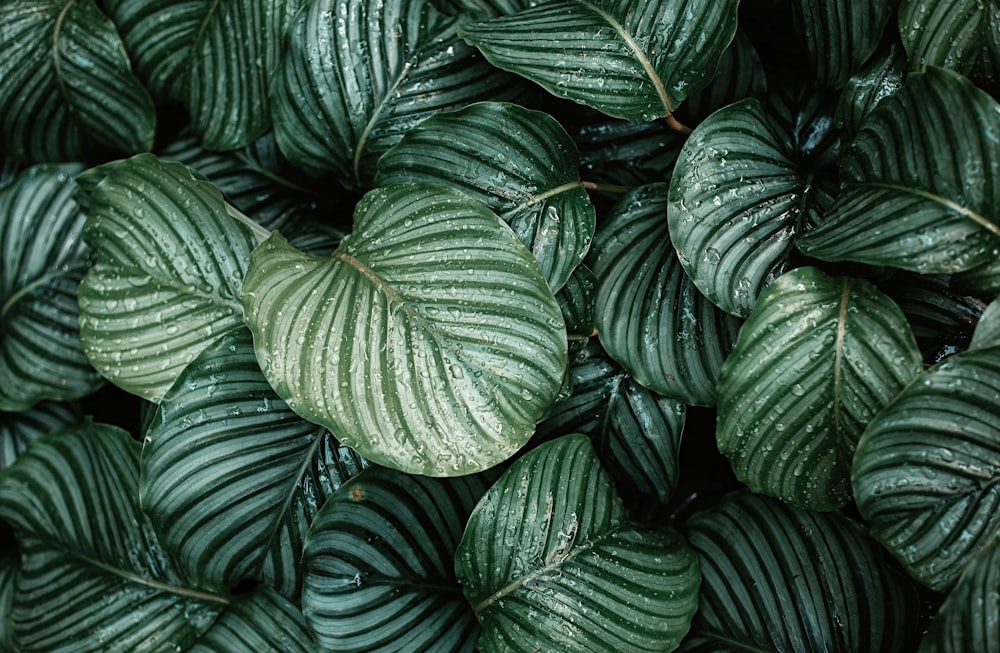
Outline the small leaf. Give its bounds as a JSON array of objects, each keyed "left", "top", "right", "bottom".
[
  {"left": 835, "top": 40, "right": 908, "bottom": 139},
  {"left": 0, "top": 554, "right": 15, "bottom": 650},
  {"left": 1, "top": 401, "right": 80, "bottom": 469},
  {"left": 456, "top": 435, "right": 700, "bottom": 653},
  {"left": 972, "top": 298, "right": 1000, "bottom": 350},
  {"left": 189, "top": 587, "right": 316, "bottom": 653}
]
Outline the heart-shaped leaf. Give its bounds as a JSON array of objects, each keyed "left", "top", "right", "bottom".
[
  {"left": 852, "top": 345, "right": 1000, "bottom": 591},
  {"left": 242, "top": 183, "right": 567, "bottom": 476},
  {"left": 455, "top": 434, "right": 700, "bottom": 652},
  {"left": 302, "top": 466, "right": 493, "bottom": 652},
  {"left": 716, "top": 267, "right": 923, "bottom": 511},
  {"left": 188, "top": 587, "right": 316, "bottom": 653},
  {"left": 1, "top": 401, "right": 79, "bottom": 469},
  {"left": 459, "top": 0, "right": 740, "bottom": 125},
  {"left": 376, "top": 101, "right": 594, "bottom": 292},
  {"left": 1, "top": 164, "right": 103, "bottom": 410},
  {"left": 76, "top": 154, "right": 259, "bottom": 402}
]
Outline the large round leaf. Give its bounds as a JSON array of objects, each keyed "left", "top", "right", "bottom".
[
  {"left": 790, "top": 0, "right": 892, "bottom": 90},
  {"left": 852, "top": 345, "right": 1000, "bottom": 591},
  {"left": 455, "top": 434, "right": 700, "bottom": 652},
  {"left": 376, "top": 102, "right": 594, "bottom": 292},
  {"left": 76, "top": 154, "right": 259, "bottom": 403},
  {"left": 682, "top": 491, "right": 919, "bottom": 653},
  {"left": 1, "top": 164, "right": 103, "bottom": 410},
  {"left": 0, "top": 401, "right": 79, "bottom": 469},
  {"left": 302, "top": 467, "right": 493, "bottom": 652},
  {"left": 592, "top": 183, "right": 742, "bottom": 405},
  {"left": 459, "top": 0, "right": 740, "bottom": 126},
  {"left": 716, "top": 267, "right": 923, "bottom": 511},
  {"left": 242, "top": 183, "right": 567, "bottom": 476},
  {"left": 797, "top": 67, "right": 1000, "bottom": 274},
  {"left": 0, "top": 0, "right": 155, "bottom": 164},
  {"left": 188, "top": 587, "right": 316, "bottom": 653}
]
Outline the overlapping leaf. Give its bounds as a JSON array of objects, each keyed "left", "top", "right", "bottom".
[
  {"left": 790, "top": 0, "right": 892, "bottom": 90},
  {"left": 456, "top": 435, "right": 700, "bottom": 652},
  {"left": 188, "top": 587, "right": 316, "bottom": 653},
  {"left": 242, "top": 183, "right": 566, "bottom": 476},
  {"left": 0, "top": 555, "right": 15, "bottom": 650},
  {"left": 1, "top": 164, "right": 103, "bottom": 411},
  {"left": 0, "top": 401, "right": 79, "bottom": 469},
  {"left": 953, "top": 258, "right": 1000, "bottom": 297},
  {"left": 835, "top": 41, "right": 907, "bottom": 139},
  {"left": 302, "top": 467, "right": 493, "bottom": 652},
  {"left": 972, "top": 299, "right": 1000, "bottom": 349}
]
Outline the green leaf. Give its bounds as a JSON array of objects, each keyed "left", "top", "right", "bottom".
[
  {"left": 790, "top": 0, "right": 892, "bottom": 90},
  {"left": 76, "top": 154, "right": 258, "bottom": 403},
  {"left": 592, "top": 183, "right": 741, "bottom": 405},
  {"left": 972, "top": 298, "right": 1000, "bottom": 349},
  {"left": 140, "top": 330, "right": 367, "bottom": 599},
  {"left": 1, "top": 401, "right": 80, "bottom": 469},
  {"left": 556, "top": 263, "right": 597, "bottom": 346},
  {"left": 952, "top": 258, "right": 1000, "bottom": 297},
  {"left": 1, "top": 164, "right": 103, "bottom": 410},
  {"left": 676, "top": 30, "right": 766, "bottom": 126},
  {"left": 459, "top": 0, "right": 740, "bottom": 124},
  {"left": 0, "top": 0, "right": 155, "bottom": 163},
  {"left": 242, "top": 183, "right": 567, "bottom": 476},
  {"left": 797, "top": 67, "right": 1000, "bottom": 274},
  {"left": 188, "top": 587, "right": 316, "bottom": 653},
  {"left": 0, "top": 421, "right": 227, "bottom": 652},
  {"left": 573, "top": 113, "right": 680, "bottom": 187},
  {"left": 852, "top": 345, "right": 1000, "bottom": 591},
  {"left": 302, "top": 466, "right": 493, "bottom": 652},
  {"left": 273, "top": 0, "right": 521, "bottom": 188},
  {"left": 834, "top": 40, "right": 908, "bottom": 140},
  {"left": 456, "top": 435, "right": 700, "bottom": 652},
  {"left": 716, "top": 267, "right": 923, "bottom": 511},
  {"left": 0, "top": 555, "right": 15, "bottom": 651},
  {"left": 376, "top": 101, "right": 594, "bottom": 292},
  {"left": 682, "top": 491, "right": 919, "bottom": 653}
]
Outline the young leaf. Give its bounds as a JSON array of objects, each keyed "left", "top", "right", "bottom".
[
  {"left": 376, "top": 102, "right": 595, "bottom": 292},
  {"left": 1, "top": 401, "right": 80, "bottom": 469},
  {"left": 455, "top": 435, "right": 700, "bottom": 652},
  {"left": 301, "top": 467, "right": 493, "bottom": 652},
  {"left": 682, "top": 491, "right": 919, "bottom": 653},
  {"left": 459, "top": 0, "right": 740, "bottom": 125},
  {"left": 852, "top": 345, "right": 1000, "bottom": 591},
  {"left": 716, "top": 267, "right": 923, "bottom": 511},
  {"left": 188, "top": 587, "right": 317, "bottom": 653},
  {"left": 0, "top": 0, "right": 155, "bottom": 163},
  {"left": 834, "top": 40, "right": 907, "bottom": 140},
  {"left": 242, "top": 183, "right": 567, "bottom": 476},
  {"left": 1, "top": 164, "right": 103, "bottom": 410},
  {"left": 76, "top": 154, "right": 258, "bottom": 402}
]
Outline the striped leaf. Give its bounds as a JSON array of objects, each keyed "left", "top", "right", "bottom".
[
  {"left": 834, "top": 41, "right": 907, "bottom": 139},
  {"left": 953, "top": 257, "right": 1000, "bottom": 297},
  {"left": 242, "top": 183, "right": 567, "bottom": 477},
  {"left": 0, "top": 421, "right": 227, "bottom": 652},
  {"left": 140, "top": 330, "right": 368, "bottom": 599},
  {"left": 592, "top": 183, "right": 742, "bottom": 405},
  {"left": 0, "top": 0, "right": 155, "bottom": 164},
  {"left": 573, "top": 113, "right": 679, "bottom": 188},
  {"left": 456, "top": 435, "right": 700, "bottom": 652},
  {"left": 972, "top": 299, "right": 1000, "bottom": 349},
  {"left": 717, "top": 267, "right": 923, "bottom": 511},
  {"left": 797, "top": 67, "right": 1000, "bottom": 274},
  {"left": 0, "top": 555, "right": 15, "bottom": 650},
  {"left": 459, "top": 0, "right": 740, "bottom": 124},
  {"left": 0, "top": 164, "right": 103, "bottom": 411},
  {"left": 188, "top": 587, "right": 316, "bottom": 653},
  {"left": 682, "top": 491, "right": 919, "bottom": 653},
  {"left": 273, "top": 0, "right": 521, "bottom": 189},
  {"left": 302, "top": 467, "right": 494, "bottom": 652},
  {"left": 0, "top": 401, "right": 80, "bottom": 469},
  {"left": 76, "top": 154, "right": 258, "bottom": 403},
  {"left": 377, "top": 102, "right": 594, "bottom": 292},
  {"left": 852, "top": 345, "right": 1000, "bottom": 591}
]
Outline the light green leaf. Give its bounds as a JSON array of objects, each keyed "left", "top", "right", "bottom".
[
  {"left": 302, "top": 467, "right": 493, "bottom": 652},
  {"left": 141, "top": 330, "right": 367, "bottom": 599},
  {"left": 797, "top": 67, "right": 1000, "bottom": 274},
  {"left": 852, "top": 345, "right": 1000, "bottom": 591},
  {"left": 972, "top": 299, "right": 1000, "bottom": 349},
  {"left": 242, "top": 183, "right": 566, "bottom": 476},
  {"left": 189, "top": 587, "right": 316, "bottom": 653},
  {"left": 0, "top": 421, "right": 227, "bottom": 652},
  {"left": 456, "top": 434, "right": 700, "bottom": 652},
  {"left": 459, "top": 0, "right": 740, "bottom": 124},
  {"left": 376, "top": 102, "right": 594, "bottom": 292},
  {"left": 790, "top": 0, "right": 892, "bottom": 90},
  {"left": 1, "top": 164, "right": 103, "bottom": 410},
  {"left": 834, "top": 40, "right": 908, "bottom": 139},
  {"left": 682, "top": 492, "right": 919, "bottom": 653},
  {"left": 1, "top": 401, "right": 80, "bottom": 469},
  {"left": 592, "top": 183, "right": 741, "bottom": 405},
  {"left": 76, "top": 154, "right": 258, "bottom": 403},
  {"left": 0, "top": 0, "right": 155, "bottom": 163},
  {"left": 717, "top": 267, "right": 923, "bottom": 511}
]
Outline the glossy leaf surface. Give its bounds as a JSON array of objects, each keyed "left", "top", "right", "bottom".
[
  {"left": 0, "top": 401, "right": 79, "bottom": 469},
  {"left": 188, "top": 588, "right": 316, "bottom": 653},
  {"left": 791, "top": 0, "right": 892, "bottom": 89}
]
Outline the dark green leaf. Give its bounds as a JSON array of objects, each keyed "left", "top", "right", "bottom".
[
  {"left": 677, "top": 30, "right": 767, "bottom": 125},
  {"left": 790, "top": 0, "right": 892, "bottom": 90},
  {"left": 834, "top": 40, "right": 907, "bottom": 140},
  {"left": 189, "top": 587, "right": 316, "bottom": 653},
  {"left": 0, "top": 401, "right": 80, "bottom": 469},
  {"left": 573, "top": 114, "right": 679, "bottom": 188},
  {"left": 972, "top": 298, "right": 1000, "bottom": 349},
  {"left": 952, "top": 257, "right": 1000, "bottom": 297},
  {"left": 0, "top": 555, "right": 15, "bottom": 651}
]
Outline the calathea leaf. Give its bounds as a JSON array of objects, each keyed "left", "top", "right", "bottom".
[
  {"left": 852, "top": 345, "right": 1000, "bottom": 591},
  {"left": 187, "top": 587, "right": 316, "bottom": 653},
  {"left": 0, "top": 0, "right": 155, "bottom": 163},
  {"left": 301, "top": 467, "right": 494, "bottom": 652},
  {"left": 459, "top": 0, "right": 740, "bottom": 126},
  {"left": 455, "top": 434, "right": 700, "bottom": 653},
  {"left": 242, "top": 183, "right": 567, "bottom": 477},
  {"left": 76, "top": 154, "right": 259, "bottom": 403},
  {"left": 1, "top": 401, "right": 80, "bottom": 469},
  {"left": 0, "top": 421, "right": 228, "bottom": 652},
  {"left": 591, "top": 183, "right": 742, "bottom": 406},
  {"left": 0, "top": 554, "right": 15, "bottom": 650},
  {"left": 376, "top": 102, "right": 594, "bottom": 293},
  {"left": 555, "top": 263, "right": 597, "bottom": 356},
  {"left": 681, "top": 491, "right": 919, "bottom": 653},
  {"left": 140, "top": 329, "right": 368, "bottom": 599},
  {"left": 797, "top": 67, "right": 1000, "bottom": 274},
  {"left": 834, "top": 40, "right": 908, "bottom": 140},
  {"left": 1, "top": 164, "right": 103, "bottom": 410},
  {"left": 716, "top": 267, "right": 923, "bottom": 511},
  {"left": 675, "top": 30, "right": 767, "bottom": 126},
  {"left": 971, "top": 298, "right": 1000, "bottom": 350}
]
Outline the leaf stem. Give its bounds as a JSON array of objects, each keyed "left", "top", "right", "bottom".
[
  {"left": 665, "top": 114, "right": 692, "bottom": 135},
  {"left": 78, "top": 553, "right": 231, "bottom": 606},
  {"left": 500, "top": 181, "right": 585, "bottom": 220},
  {"left": 52, "top": 0, "right": 78, "bottom": 104},
  {"left": 581, "top": 181, "right": 630, "bottom": 194},
  {"left": 225, "top": 203, "right": 271, "bottom": 244}
]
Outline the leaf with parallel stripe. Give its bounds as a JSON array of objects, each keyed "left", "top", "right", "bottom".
[
  {"left": 835, "top": 40, "right": 907, "bottom": 140},
  {"left": 972, "top": 299, "right": 1000, "bottom": 350},
  {"left": 189, "top": 587, "right": 316, "bottom": 653},
  {"left": 0, "top": 554, "right": 15, "bottom": 650},
  {"left": 1, "top": 401, "right": 80, "bottom": 469}
]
